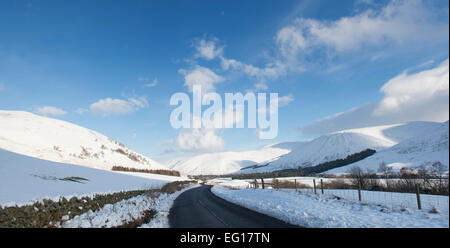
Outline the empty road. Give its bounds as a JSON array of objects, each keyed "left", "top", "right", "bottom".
[{"left": 169, "top": 185, "right": 299, "bottom": 228}]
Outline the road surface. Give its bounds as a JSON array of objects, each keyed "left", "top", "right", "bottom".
[{"left": 169, "top": 185, "right": 299, "bottom": 228}]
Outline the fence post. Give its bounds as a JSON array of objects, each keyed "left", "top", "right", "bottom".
[
  {"left": 358, "top": 181, "right": 362, "bottom": 201},
  {"left": 294, "top": 179, "right": 297, "bottom": 192},
  {"left": 416, "top": 184, "right": 422, "bottom": 210},
  {"left": 320, "top": 179, "right": 324, "bottom": 194},
  {"left": 261, "top": 178, "right": 265, "bottom": 189},
  {"left": 313, "top": 179, "right": 317, "bottom": 194},
  {"left": 254, "top": 179, "right": 257, "bottom": 189}
]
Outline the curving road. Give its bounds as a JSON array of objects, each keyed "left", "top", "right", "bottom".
[{"left": 169, "top": 185, "right": 299, "bottom": 228}]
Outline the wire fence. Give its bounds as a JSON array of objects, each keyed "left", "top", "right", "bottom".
[{"left": 249, "top": 178, "right": 449, "bottom": 214}]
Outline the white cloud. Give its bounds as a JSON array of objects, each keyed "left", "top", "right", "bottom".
[
  {"left": 139, "top": 77, "right": 158, "bottom": 87},
  {"left": 190, "top": 36, "right": 287, "bottom": 86},
  {"left": 374, "top": 59, "right": 449, "bottom": 117},
  {"left": 75, "top": 108, "right": 88, "bottom": 115},
  {"left": 254, "top": 82, "right": 268, "bottom": 90},
  {"left": 301, "top": 59, "right": 449, "bottom": 135},
  {"left": 179, "top": 65, "right": 224, "bottom": 93},
  {"left": 194, "top": 38, "right": 223, "bottom": 60},
  {"left": 278, "top": 94, "right": 294, "bottom": 107},
  {"left": 36, "top": 106, "right": 67, "bottom": 116},
  {"left": 146, "top": 78, "right": 158, "bottom": 87},
  {"left": 176, "top": 128, "right": 225, "bottom": 153},
  {"left": 220, "top": 57, "right": 287, "bottom": 82},
  {"left": 276, "top": 0, "right": 448, "bottom": 59},
  {"left": 90, "top": 97, "right": 148, "bottom": 116}
]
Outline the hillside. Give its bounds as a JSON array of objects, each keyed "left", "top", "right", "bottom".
[
  {"left": 163, "top": 143, "right": 303, "bottom": 176},
  {"left": 0, "top": 148, "right": 183, "bottom": 206},
  {"left": 0, "top": 110, "right": 166, "bottom": 171},
  {"left": 164, "top": 121, "right": 444, "bottom": 176},
  {"left": 325, "top": 121, "right": 449, "bottom": 174},
  {"left": 238, "top": 121, "right": 444, "bottom": 174}
]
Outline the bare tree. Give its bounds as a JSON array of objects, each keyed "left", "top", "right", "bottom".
[
  {"left": 378, "top": 161, "right": 392, "bottom": 189},
  {"left": 431, "top": 161, "right": 448, "bottom": 193}
]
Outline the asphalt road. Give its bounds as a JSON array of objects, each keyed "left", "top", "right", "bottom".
[{"left": 168, "top": 185, "right": 299, "bottom": 228}]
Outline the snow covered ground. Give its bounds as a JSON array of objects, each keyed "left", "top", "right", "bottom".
[
  {"left": 0, "top": 110, "right": 166, "bottom": 171},
  {"left": 207, "top": 178, "right": 250, "bottom": 189},
  {"left": 0, "top": 148, "right": 186, "bottom": 207},
  {"left": 296, "top": 188, "right": 449, "bottom": 214},
  {"left": 59, "top": 184, "right": 198, "bottom": 228},
  {"left": 326, "top": 121, "right": 449, "bottom": 174},
  {"left": 212, "top": 186, "right": 449, "bottom": 228}
]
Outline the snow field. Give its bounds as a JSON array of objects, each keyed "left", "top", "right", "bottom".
[
  {"left": 0, "top": 149, "right": 185, "bottom": 207},
  {"left": 212, "top": 186, "right": 449, "bottom": 228},
  {"left": 242, "top": 176, "right": 449, "bottom": 213},
  {"left": 207, "top": 178, "right": 250, "bottom": 189}
]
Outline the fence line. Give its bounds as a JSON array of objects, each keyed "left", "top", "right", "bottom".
[{"left": 249, "top": 178, "right": 449, "bottom": 213}]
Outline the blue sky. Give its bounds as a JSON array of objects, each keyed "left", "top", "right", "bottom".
[{"left": 0, "top": 0, "right": 449, "bottom": 160}]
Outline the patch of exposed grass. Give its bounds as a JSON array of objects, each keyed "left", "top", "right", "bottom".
[{"left": 59, "top": 177, "right": 89, "bottom": 184}]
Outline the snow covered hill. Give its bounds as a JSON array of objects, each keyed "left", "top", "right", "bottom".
[
  {"left": 325, "top": 121, "right": 449, "bottom": 174},
  {"left": 0, "top": 148, "right": 184, "bottom": 206},
  {"left": 164, "top": 121, "right": 445, "bottom": 176},
  {"left": 163, "top": 143, "right": 302, "bottom": 176},
  {"left": 242, "top": 121, "right": 443, "bottom": 174},
  {"left": 0, "top": 110, "right": 166, "bottom": 171}
]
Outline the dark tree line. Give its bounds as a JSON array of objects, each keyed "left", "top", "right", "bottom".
[
  {"left": 232, "top": 149, "right": 376, "bottom": 180},
  {"left": 299, "top": 149, "right": 376, "bottom": 175},
  {"left": 112, "top": 166, "right": 181, "bottom": 177}
]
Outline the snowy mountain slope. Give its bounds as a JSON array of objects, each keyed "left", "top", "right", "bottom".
[
  {"left": 239, "top": 121, "right": 444, "bottom": 174},
  {"left": 0, "top": 149, "right": 184, "bottom": 206},
  {"left": 0, "top": 110, "right": 166, "bottom": 171},
  {"left": 164, "top": 122, "right": 444, "bottom": 176},
  {"left": 334, "top": 121, "right": 441, "bottom": 145},
  {"left": 163, "top": 143, "right": 300, "bottom": 176},
  {"left": 325, "top": 121, "right": 449, "bottom": 174}
]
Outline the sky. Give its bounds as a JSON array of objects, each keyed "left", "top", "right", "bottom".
[{"left": 0, "top": 0, "right": 449, "bottom": 161}]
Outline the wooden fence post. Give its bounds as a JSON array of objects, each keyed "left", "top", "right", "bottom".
[
  {"left": 313, "top": 179, "right": 317, "bottom": 194},
  {"left": 358, "top": 181, "right": 362, "bottom": 201},
  {"left": 320, "top": 179, "right": 324, "bottom": 194},
  {"left": 294, "top": 179, "right": 297, "bottom": 192},
  {"left": 416, "top": 184, "right": 422, "bottom": 210},
  {"left": 254, "top": 179, "right": 258, "bottom": 189},
  {"left": 261, "top": 178, "right": 265, "bottom": 189}
]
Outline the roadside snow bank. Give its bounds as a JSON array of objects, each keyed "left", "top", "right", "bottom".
[
  {"left": 140, "top": 184, "right": 201, "bottom": 228},
  {"left": 211, "top": 186, "right": 448, "bottom": 228},
  {"left": 60, "top": 184, "right": 198, "bottom": 228}
]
